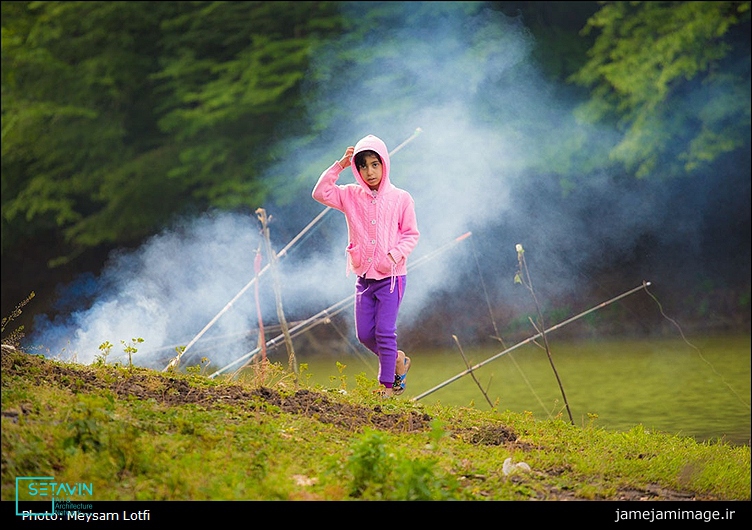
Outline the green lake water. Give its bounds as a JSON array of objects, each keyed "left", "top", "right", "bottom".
[{"left": 292, "top": 335, "right": 751, "bottom": 446}]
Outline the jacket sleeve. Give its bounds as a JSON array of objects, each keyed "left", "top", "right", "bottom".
[
  {"left": 389, "top": 194, "right": 420, "bottom": 263},
  {"left": 312, "top": 161, "right": 346, "bottom": 211}
]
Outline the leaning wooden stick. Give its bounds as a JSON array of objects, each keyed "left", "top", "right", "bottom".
[
  {"left": 515, "top": 243, "right": 574, "bottom": 425},
  {"left": 257, "top": 207, "right": 297, "bottom": 376},
  {"left": 453, "top": 334, "right": 494, "bottom": 408},
  {"left": 411, "top": 281, "right": 652, "bottom": 402}
]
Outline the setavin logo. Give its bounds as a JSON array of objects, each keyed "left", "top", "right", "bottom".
[{"left": 15, "top": 476, "right": 94, "bottom": 516}]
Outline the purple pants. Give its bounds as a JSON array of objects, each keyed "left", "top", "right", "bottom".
[{"left": 354, "top": 275, "right": 405, "bottom": 387}]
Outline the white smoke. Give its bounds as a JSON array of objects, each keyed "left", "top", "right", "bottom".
[{"left": 29, "top": 3, "right": 743, "bottom": 370}]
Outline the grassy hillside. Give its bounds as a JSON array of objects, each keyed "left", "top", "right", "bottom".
[{"left": 2, "top": 345, "right": 749, "bottom": 503}]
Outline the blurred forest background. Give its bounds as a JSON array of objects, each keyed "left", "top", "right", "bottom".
[{"left": 2, "top": 2, "right": 749, "bottom": 367}]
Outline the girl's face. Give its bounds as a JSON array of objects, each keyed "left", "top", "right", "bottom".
[{"left": 358, "top": 153, "right": 383, "bottom": 191}]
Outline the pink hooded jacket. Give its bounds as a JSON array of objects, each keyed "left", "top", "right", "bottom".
[{"left": 312, "top": 134, "right": 420, "bottom": 285}]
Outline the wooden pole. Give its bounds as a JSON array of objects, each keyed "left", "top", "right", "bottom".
[
  {"left": 256, "top": 208, "right": 298, "bottom": 378},
  {"left": 515, "top": 244, "right": 574, "bottom": 424}
]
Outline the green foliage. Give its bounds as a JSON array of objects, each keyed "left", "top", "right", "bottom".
[
  {"left": 330, "top": 360, "right": 348, "bottom": 390},
  {"left": 94, "top": 337, "right": 143, "bottom": 368},
  {"left": 496, "top": 2, "right": 599, "bottom": 81},
  {"left": 64, "top": 394, "right": 116, "bottom": 454},
  {"left": 344, "top": 429, "right": 389, "bottom": 497},
  {"left": 1, "top": 1, "right": 344, "bottom": 264},
  {"left": 2, "top": 1, "right": 178, "bottom": 259},
  {"left": 4, "top": 0, "right": 748, "bottom": 279},
  {"left": 341, "top": 428, "right": 457, "bottom": 500},
  {"left": 94, "top": 341, "right": 113, "bottom": 366},
  {"left": 186, "top": 356, "right": 211, "bottom": 375},
  {"left": 121, "top": 337, "right": 144, "bottom": 368},
  {"left": 570, "top": 1, "right": 751, "bottom": 178},
  {"left": 391, "top": 456, "right": 456, "bottom": 501}
]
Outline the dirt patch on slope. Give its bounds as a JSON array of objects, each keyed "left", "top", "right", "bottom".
[{"left": 2, "top": 346, "right": 434, "bottom": 433}]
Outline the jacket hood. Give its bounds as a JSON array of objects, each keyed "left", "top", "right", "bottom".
[{"left": 351, "top": 134, "right": 390, "bottom": 192}]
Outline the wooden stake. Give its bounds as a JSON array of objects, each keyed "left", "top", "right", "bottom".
[
  {"left": 515, "top": 244, "right": 574, "bottom": 425},
  {"left": 256, "top": 208, "right": 298, "bottom": 379},
  {"left": 453, "top": 334, "right": 494, "bottom": 408}
]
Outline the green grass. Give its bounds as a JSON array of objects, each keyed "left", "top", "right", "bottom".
[{"left": 1, "top": 347, "right": 749, "bottom": 501}]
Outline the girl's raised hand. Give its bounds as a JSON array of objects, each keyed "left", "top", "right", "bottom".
[{"left": 339, "top": 146, "right": 354, "bottom": 169}]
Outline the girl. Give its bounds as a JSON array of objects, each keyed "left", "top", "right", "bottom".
[{"left": 312, "top": 134, "right": 419, "bottom": 396}]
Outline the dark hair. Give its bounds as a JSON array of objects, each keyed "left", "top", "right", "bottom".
[{"left": 354, "top": 150, "right": 382, "bottom": 169}]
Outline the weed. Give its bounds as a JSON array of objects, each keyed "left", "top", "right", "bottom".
[
  {"left": 391, "top": 457, "right": 458, "bottom": 500},
  {"left": 333, "top": 361, "right": 348, "bottom": 390},
  {"left": 1, "top": 292, "right": 35, "bottom": 349},
  {"left": 427, "top": 418, "right": 449, "bottom": 449},
  {"left": 1, "top": 426, "right": 57, "bottom": 479},
  {"left": 298, "top": 363, "right": 312, "bottom": 384},
  {"left": 235, "top": 359, "right": 297, "bottom": 390},
  {"left": 344, "top": 429, "right": 390, "bottom": 498},
  {"left": 95, "top": 341, "right": 114, "bottom": 366},
  {"left": 63, "top": 395, "right": 116, "bottom": 453},
  {"left": 94, "top": 338, "right": 143, "bottom": 368},
  {"left": 340, "top": 427, "right": 459, "bottom": 500},
  {"left": 121, "top": 337, "right": 144, "bottom": 368},
  {"left": 187, "top": 357, "right": 211, "bottom": 375}
]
